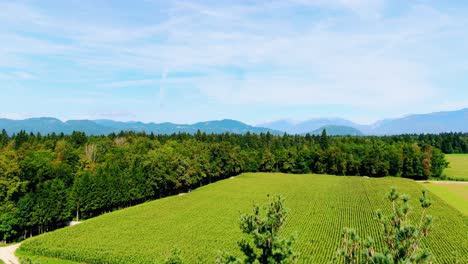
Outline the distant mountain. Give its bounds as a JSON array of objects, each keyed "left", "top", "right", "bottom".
[
  {"left": 0, "top": 118, "right": 281, "bottom": 135},
  {"left": 260, "top": 108, "right": 468, "bottom": 135},
  {"left": 257, "top": 120, "right": 298, "bottom": 134},
  {"left": 369, "top": 108, "right": 468, "bottom": 135},
  {"left": 311, "top": 125, "right": 364, "bottom": 136},
  {"left": 1, "top": 108, "right": 467, "bottom": 136},
  {"left": 259, "top": 118, "right": 362, "bottom": 134}
]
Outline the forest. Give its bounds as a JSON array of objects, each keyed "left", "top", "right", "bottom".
[{"left": 0, "top": 129, "right": 462, "bottom": 243}]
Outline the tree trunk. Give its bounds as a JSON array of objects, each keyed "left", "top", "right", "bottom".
[{"left": 76, "top": 203, "right": 80, "bottom": 221}]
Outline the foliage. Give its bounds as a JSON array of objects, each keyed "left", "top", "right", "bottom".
[
  {"left": 17, "top": 247, "right": 81, "bottom": 264},
  {"left": 19, "top": 174, "right": 468, "bottom": 263},
  {"left": 0, "top": 130, "right": 451, "bottom": 243},
  {"left": 334, "top": 188, "right": 434, "bottom": 263},
  {"left": 217, "top": 195, "right": 298, "bottom": 264},
  {"left": 164, "top": 248, "right": 184, "bottom": 264}
]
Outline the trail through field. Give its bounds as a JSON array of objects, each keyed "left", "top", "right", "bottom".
[
  {"left": 0, "top": 244, "right": 20, "bottom": 264},
  {"left": 418, "top": 180, "right": 468, "bottom": 184}
]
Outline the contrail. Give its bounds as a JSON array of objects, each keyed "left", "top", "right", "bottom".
[{"left": 159, "top": 68, "right": 169, "bottom": 109}]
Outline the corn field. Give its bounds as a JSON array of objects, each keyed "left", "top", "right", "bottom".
[{"left": 20, "top": 173, "right": 468, "bottom": 263}]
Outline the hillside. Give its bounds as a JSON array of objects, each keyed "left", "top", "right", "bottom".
[
  {"left": 0, "top": 118, "right": 280, "bottom": 135},
  {"left": 19, "top": 173, "right": 468, "bottom": 263},
  {"left": 311, "top": 125, "right": 363, "bottom": 136}
]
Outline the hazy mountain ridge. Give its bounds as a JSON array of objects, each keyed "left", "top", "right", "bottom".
[
  {"left": 0, "top": 118, "right": 282, "bottom": 135},
  {"left": 0, "top": 108, "right": 467, "bottom": 135},
  {"left": 311, "top": 125, "right": 364, "bottom": 136},
  {"left": 260, "top": 108, "right": 468, "bottom": 135},
  {"left": 259, "top": 118, "right": 359, "bottom": 134}
]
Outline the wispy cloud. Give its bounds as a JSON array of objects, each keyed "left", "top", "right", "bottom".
[
  {"left": 0, "top": 0, "right": 467, "bottom": 123},
  {"left": 99, "top": 79, "right": 160, "bottom": 89}
]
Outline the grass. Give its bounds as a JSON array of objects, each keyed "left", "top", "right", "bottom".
[
  {"left": 420, "top": 182, "right": 468, "bottom": 216},
  {"left": 444, "top": 154, "right": 468, "bottom": 181},
  {"left": 17, "top": 248, "right": 81, "bottom": 264},
  {"left": 20, "top": 173, "right": 468, "bottom": 263},
  {"left": 420, "top": 153, "right": 468, "bottom": 216},
  {"left": 0, "top": 243, "right": 15, "bottom": 248}
]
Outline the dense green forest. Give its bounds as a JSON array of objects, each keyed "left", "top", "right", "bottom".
[
  {"left": 382, "top": 132, "right": 468, "bottom": 154},
  {"left": 0, "top": 129, "right": 457, "bottom": 243}
]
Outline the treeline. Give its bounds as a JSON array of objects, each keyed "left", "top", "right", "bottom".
[
  {"left": 379, "top": 132, "right": 468, "bottom": 154},
  {"left": 0, "top": 129, "right": 449, "bottom": 243}
]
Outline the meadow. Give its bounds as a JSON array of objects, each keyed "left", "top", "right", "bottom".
[
  {"left": 19, "top": 173, "right": 468, "bottom": 264},
  {"left": 421, "top": 182, "right": 468, "bottom": 215},
  {"left": 444, "top": 154, "right": 468, "bottom": 180}
]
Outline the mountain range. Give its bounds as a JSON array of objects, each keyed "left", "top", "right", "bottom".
[
  {"left": 0, "top": 108, "right": 467, "bottom": 136},
  {"left": 0, "top": 118, "right": 281, "bottom": 136},
  {"left": 260, "top": 108, "right": 468, "bottom": 135},
  {"left": 310, "top": 125, "right": 364, "bottom": 136}
]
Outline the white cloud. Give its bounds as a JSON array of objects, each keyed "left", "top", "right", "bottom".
[
  {"left": 0, "top": 112, "right": 34, "bottom": 120},
  {"left": 0, "top": 0, "right": 467, "bottom": 121}
]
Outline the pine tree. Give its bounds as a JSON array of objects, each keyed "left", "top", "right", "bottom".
[
  {"left": 334, "top": 188, "right": 433, "bottom": 264},
  {"left": 217, "top": 195, "right": 298, "bottom": 264},
  {"left": 320, "top": 129, "right": 329, "bottom": 150}
]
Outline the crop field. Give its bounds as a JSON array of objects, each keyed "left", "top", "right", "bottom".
[
  {"left": 444, "top": 154, "right": 468, "bottom": 181},
  {"left": 20, "top": 173, "right": 468, "bottom": 263}
]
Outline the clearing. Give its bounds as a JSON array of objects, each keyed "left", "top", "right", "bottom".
[
  {"left": 444, "top": 154, "right": 468, "bottom": 181},
  {"left": 420, "top": 181, "right": 468, "bottom": 215}
]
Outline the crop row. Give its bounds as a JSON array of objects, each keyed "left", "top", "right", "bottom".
[{"left": 20, "top": 174, "right": 468, "bottom": 263}]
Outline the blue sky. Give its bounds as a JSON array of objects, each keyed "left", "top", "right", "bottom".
[{"left": 1, "top": 0, "right": 468, "bottom": 125}]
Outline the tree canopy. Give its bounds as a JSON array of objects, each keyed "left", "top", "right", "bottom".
[{"left": 0, "top": 130, "right": 449, "bottom": 243}]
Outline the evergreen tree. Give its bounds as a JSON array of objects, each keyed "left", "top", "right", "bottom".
[
  {"left": 217, "top": 195, "right": 298, "bottom": 264},
  {"left": 0, "top": 129, "right": 8, "bottom": 148},
  {"left": 320, "top": 129, "right": 329, "bottom": 150},
  {"left": 334, "top": 188, "right": 433, "bottom": 264}
]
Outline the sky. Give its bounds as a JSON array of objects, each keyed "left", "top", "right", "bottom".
[{"left": 1, "top": 0, "right": 468, "bottom": 125}]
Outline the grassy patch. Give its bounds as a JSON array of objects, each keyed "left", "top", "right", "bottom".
[
  {"left": 444, "top": 154, "right": 468, "bottom": 181},
  {"left": 17, "top": 248, "right": 82, "bottom": 264},
  {"left": 421, "top": 182, "right": 468, "bottom": 216},
  {"left": 0, "top": 243, "right": 16, "bottom": 248},
  {"left": 20, "top": 173, "right": 468, "bottom": 263}
]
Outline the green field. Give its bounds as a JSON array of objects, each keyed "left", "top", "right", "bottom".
[
  {"left": 444, "top": 154, "right": 468, "bottom": 181},
  {"left": 421, "top": 182, "right": 468, "bottom": 216},
  {"left": 20, "top": 173, "right": 468, "bottom": 263},
  {"left": 423, "top": 153, "right": 468, "bottom": 216}
]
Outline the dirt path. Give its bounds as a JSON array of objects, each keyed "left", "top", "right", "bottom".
[
  {"left": 0, "top": 222, "right": 81, "bottom": 264},
  {"left": 418, "top": 180, "right": 468, "bottom": 185},
  {"left": 0, "top": 244, "right": 20, "bottom": 264}
]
